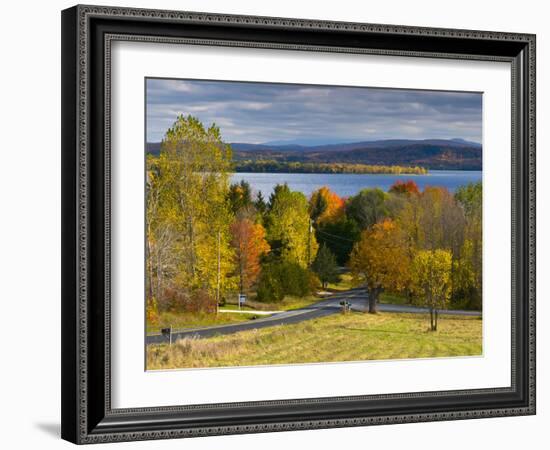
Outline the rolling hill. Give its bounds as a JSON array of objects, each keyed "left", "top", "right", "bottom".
[{"left": 146, "top": 138, "right": 482, "bottom": 170}]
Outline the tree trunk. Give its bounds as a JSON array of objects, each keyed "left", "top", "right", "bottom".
[
  {"left": 429, "top": 307, "right": 434, "bottom": 331},
  {"left": 368, "top": 287, "right": 380, "bottom": 314},
  {"left": 434, "top": 309, "right": 438, "bottom": 331}
]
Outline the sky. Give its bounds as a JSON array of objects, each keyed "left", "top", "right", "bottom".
[{"left": 146, "top": 78, "right": 482, "bottom": 145}]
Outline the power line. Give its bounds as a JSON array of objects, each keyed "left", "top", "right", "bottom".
[
  {"left": 315, "top": 228, "right": 357, "bottom": 243},
  {"left": 316, "top": 234, "right": 355, "bottom": 249}
]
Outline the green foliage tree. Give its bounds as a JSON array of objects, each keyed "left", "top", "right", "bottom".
[
  {"left": 315, "top": 218, "right": 360, "bottom": 266},
  {"left": 452, "top": 239, "right": 480, "bottom": 310},
  {"left": 265, "top": 183, "right": 318, "bottom": 267},
  {"left": 311, "top": 244, "right": 340, "bottom": 288},
  {"left": 256, "top": 265, "right": 284, "bottom": 302},
  {"left": 254, "top": 191, "right": 267, "bottom": 216},
  {"left": 411, "top": 249, "right": 453, "bottom": 331},
  {"left": 256, "top": 261, "right": 312, "bottom": 302},
  {"left": 228, "top": 180, "right": 253, "bottom": 214},
  {"left": 347, "top": 188, "right": 388, "bottom": 230}
]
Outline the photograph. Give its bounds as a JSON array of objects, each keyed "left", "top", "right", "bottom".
[{"left": 144, "top": 79, "right": 483, "bottom": 370}]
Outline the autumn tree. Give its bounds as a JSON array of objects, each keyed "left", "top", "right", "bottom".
[
  {"left": 349, "top": 219, "right": 411, "bottom": 313},
  {"left": 418, "top": 186, "right": 465, "bottom": 252},
  {"left": 311, "top": 244, "right": 340, "bottom": 288},
  {"left": 347, "top": 188, "right": 388, "bottom": 230},
  {"left": 389, "top": 180, "right": 420, "bottom": 196},
  {"left": 309, "top": 186, "right": 345, "bottom": 225},
  {"left": 265, "top": 184, "right": 318, "bottom": 267},
  {"left": 411, "top": 249, "right": 453, "bottom": 331},
  {"left": 230, "top": 218, "right": 270, "bottom": 294},
  {"left": 454, "top": 182, "right": 482, "bottom": 309},
  {"left": 146, "top": 115, "right": 236, "bottom": 310},
  {"left": 146, "top": 156, "right": 179, "bottom": 309}
]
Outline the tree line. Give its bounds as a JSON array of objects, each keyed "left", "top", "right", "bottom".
[
  {"left": 146, "top": 116, "right": 481, "bottom": 331},
  {"left": 235, "top": 159, "right": 428, "bottom": 174}
]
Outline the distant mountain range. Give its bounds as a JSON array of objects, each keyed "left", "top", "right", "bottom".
[{"left": 146, "top": 138, "right": 482, "bottom": 170}]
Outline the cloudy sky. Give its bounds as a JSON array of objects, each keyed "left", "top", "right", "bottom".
[{"left": 146, "top": 78, "right": 482, "bottom": 145}]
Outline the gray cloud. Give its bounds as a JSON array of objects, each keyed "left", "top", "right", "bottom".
[{"left": 146, "top": 78, "right": 482, "bottom": 144}]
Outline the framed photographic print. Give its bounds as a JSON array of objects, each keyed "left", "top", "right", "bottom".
[{"left": 61, "top": 5, "right": 536, "bottom": 444}]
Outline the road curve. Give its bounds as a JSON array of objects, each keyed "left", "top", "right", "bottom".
[{"left": 146, "top": 288, "right": 480, "bottom": 344}]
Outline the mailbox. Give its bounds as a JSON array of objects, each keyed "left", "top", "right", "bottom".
[{"left": 339, "top": 301, "right": 351, "bottom": 313}]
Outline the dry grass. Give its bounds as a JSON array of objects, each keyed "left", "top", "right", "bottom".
[
  {"left": 148, "top": 295, "right": 330, "bottom": 334},
  {"left": 147, "top": 312, "right": 482, "bottom": 370},
  {"left": 147, "top": 310, "right": 257, "bottom": 334},
  {"left": 223, "top": 294, "right": 323, "bottom": 312},
  {"left": 326, "top": 273, "right": 355, "bottom": 291}
]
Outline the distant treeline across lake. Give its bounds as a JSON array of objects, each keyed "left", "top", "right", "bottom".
[{"left": 231, "top": 170, "right": 482, "bottom": 198}]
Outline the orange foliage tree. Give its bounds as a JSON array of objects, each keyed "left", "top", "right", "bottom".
[
  {"left": 309, "top": 186, "right": 345, "bottom": 224},
  {"left": 349, "top": 219, "right": 411, "bottom": 313},
  {"left": 230, "top": 218, "right": 270, "bottom": 294},
  {"left": 389, "top": 180, "right": 420, "bottom": 196}
]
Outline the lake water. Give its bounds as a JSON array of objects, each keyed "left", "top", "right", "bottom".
[{"left": 231, "top": 170, "right": 482, "bottom": 198}]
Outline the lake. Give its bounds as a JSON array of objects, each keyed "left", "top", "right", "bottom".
[{"left": 231, "top": 170, "right": 482, "bottom": 198}]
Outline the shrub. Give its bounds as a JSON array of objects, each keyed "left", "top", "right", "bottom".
[
  {"left": 162, "top": 287, "right": 217, "bottom": 313},
  {"left": 256, "top": 264, "right": 284, "bottom": 302},
  {"left": 308, "top": 272, "right": 321, "bottom": 292},
  {"left": 256, "top": 261, "right": 313, "bottom": 302},
  {"left": 279, "top": 261, "right": 311, "bottom": 297},
  {"left": 146, "top": 297, "right": 160, "bottom": 326}
]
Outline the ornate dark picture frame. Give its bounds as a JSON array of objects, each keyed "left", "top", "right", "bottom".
[{"left": 61, "top": 4, "right": 536, "bottom": 444}]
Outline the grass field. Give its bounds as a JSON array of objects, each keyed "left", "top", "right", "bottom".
[
  {"left": 326, "top": 273, "right": 355, "bottom": 291},
  {"left": 147, "top": 311, "right": 482, "bottom": 370},
  {"left": 223, "top": 294, "right": 325, "bottom": 312},
  {"left": 147, "top": 295, "right": 326, "bottom": 334},
  {"left": 147, "top": 311, "right": 258, "bottom": 334},
  {"left": 380, "top": 292, "right": 410, "bottom": 305}
]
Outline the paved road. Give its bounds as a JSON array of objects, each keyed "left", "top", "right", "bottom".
[
  {"left": 146, "top": 288, "right": 481, "bottom": 344},
  {"left": 146, "top": 292, "right": 351, "bottom": 344}
]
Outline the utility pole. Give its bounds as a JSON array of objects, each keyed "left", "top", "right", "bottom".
[
  {"left": 307, "top": 219, "right": 313, "bottom": 267},
  {"left": 216, "top": 230, "right": 221, "bottom": 315}
]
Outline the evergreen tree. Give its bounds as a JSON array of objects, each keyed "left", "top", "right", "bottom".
[
  {"left": 254, "top": 191, "right": 267, "bottom": 216},
  {"left": 228, "top": 180, "right": 253, "bottom": 214},
  {"left": 311, "top": 244, "right": 340, "bottom": 288}
]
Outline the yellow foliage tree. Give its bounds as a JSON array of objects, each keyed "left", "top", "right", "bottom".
[
  {"left": 349, "top": 219, "right": 411, "bottom": 313},
  {"left": 411, "top": 249, "right": 452, "bottom": 331},
  {"left": 146, "top": 115, "right": 236, "bottom": 311},
  {"left": 267, "top": 185, "right": 319, "bottom": 267}
]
